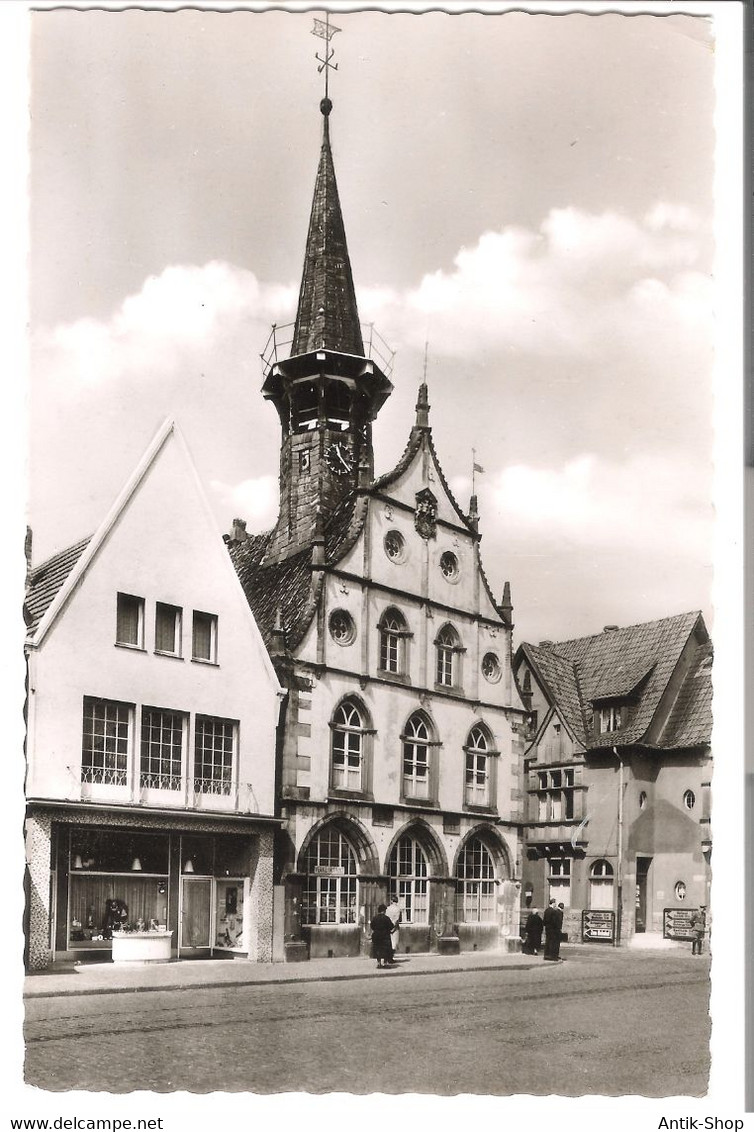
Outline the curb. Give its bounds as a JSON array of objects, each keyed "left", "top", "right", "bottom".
[{"left": 24, "top": 958, "right": 542, "bottom": 1000}]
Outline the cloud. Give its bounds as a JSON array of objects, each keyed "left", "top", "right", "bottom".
[
  {"left": 484, "top": 451, "right": 712, "bottom": 562},
  {"left": 210, "top": 475, "right": 278, "bottom": 528},
  {"left": 359, "top": 203, "right": 711, "bottom": 360}
]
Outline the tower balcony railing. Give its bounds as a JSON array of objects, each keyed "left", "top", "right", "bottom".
[{"left": 261, "top": 320, "right": 395, "bottom": 379}]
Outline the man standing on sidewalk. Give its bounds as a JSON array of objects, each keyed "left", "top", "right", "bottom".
[{"left": 543, "top": 898, "right": 563, "bottom": 962}]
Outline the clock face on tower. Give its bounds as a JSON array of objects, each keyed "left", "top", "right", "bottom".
[{"left": 324, "top": 441, "right": 355, "bottom": 476}]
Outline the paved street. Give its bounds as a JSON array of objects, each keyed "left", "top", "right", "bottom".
[{"left": 24, "top": 948, "right": 710, "bottom": 1096}]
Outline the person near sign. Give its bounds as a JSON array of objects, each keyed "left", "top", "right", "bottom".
[
  {"left": 543, "top": 898, "right": 564, "bottom": 961},
  {"left": 521, "top": 907, "right": 544, "bottom": 954},
  {"left": 370, "top": 904, "right": 395, "bottom": 969},
  {"left": 689, "top": 906, "right": 706, "bottom": 955}
]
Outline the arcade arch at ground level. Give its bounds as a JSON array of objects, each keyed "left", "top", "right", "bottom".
[{"left": 280, "top": 811, "right": 520, "bottom": 961}]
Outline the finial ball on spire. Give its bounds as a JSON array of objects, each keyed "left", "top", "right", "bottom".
[{"left": 320, "top": 97, "right": 333, "bottom": 117}]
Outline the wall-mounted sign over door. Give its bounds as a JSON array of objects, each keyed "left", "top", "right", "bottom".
[{"left": 582, "top": 909, "right": 616, "bottom": 943}]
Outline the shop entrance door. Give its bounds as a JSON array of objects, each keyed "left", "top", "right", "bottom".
[
  {"left": 179, "top": 877, "right": 212, "bottom": 955},
  {"left": 635, "top": 856, "right": 651, "bottom": 934}
]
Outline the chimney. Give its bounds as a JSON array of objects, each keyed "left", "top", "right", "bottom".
[
  {"left": 603, "top": 625, "right": 619, "bottom": 633},
  {"left": 229, "top": 518, "right": 248, "bottom": 544}
]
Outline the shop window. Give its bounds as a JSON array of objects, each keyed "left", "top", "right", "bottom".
[
  {"left": 589, "top": 858, "right": 614, "bottom": 910},
  {"left": 194, "top": 716, "right": 236, "bottom": 796},
  {"left": 301, "top": 827, "right": 358, "bottom": 926},
  {"left": 81, "top": 697, "right": 131, "bottom": 786},
  {"left": 68, "top": 830, "right": 169, "bottom": 947},
  {"left": 388, "top": 834, "right": 429, "bottom": 924},
  {"left": 401, "top": 712, "right": 435, "bottom": 803},
  {"left": 331, "top": 699, "right": 366, "bottom": 793},
  {"left": 116, "top": 592, "right": 144, "bottom": 649},
  {"left": 435, "top": 623, "right": 462, "bottom": 688},
  {"left": 192, "top": 611, "right": 218, "bottom": 663},
  {"left": 464, "top": 724, "right": 496, "bottom": 808},
  {"left": 456, "top": 836, "right": 496, "bottom": 923},
  {"left": 155, "top": 602, "right": 182, "bottom": 656},
  {"left": 378, "top": 607, "right": 410, "bottom": 675},
  {"left": 548, "top": 857, "right": 571, "bottom": 907},
  {"left": 140, "top": 706, "right": 185, "bottom": 790}
]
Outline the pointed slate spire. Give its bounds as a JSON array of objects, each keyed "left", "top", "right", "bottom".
[{"left": 291, "top": 99, "right": 364, "bottom": 359}]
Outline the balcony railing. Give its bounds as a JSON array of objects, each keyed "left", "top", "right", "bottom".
[
  {"left": 81, "top": 765, "right": 127, "bottom": 787},
  {"left": 192, "top": 776, "right": 233, "bottom": 797},
  {"left": 261, "top": 320, "right": 395, "bottom": 379}
]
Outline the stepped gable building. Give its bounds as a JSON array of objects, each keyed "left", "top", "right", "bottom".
[
  {"left": 514, "top": 611, "right": 712, "bottom": 947},
  {"left": 24, "top": 420, "right": 284, "bottom": 969},
  {"left": 228, "top": 93, "right": 529, "bottom": 961}
]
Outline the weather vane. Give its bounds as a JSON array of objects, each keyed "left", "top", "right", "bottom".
[{"left": 312, "top": 13, "right": 341, "bottom": 103}]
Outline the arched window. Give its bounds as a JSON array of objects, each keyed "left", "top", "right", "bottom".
[
  {"left": 464, "top": 724, "right": 492, "bottom": 807},
  {"left": 589, "top": 858, "right": 614, "bottom": 910},
  {"left": 456, "top": 836, "right": 496, "bottom": 923},
  {"left": 388, "top": 834, "right": 429, "bottom": 924},
  {"left": 331, "top": 700, "right": 365, "bottom": 793},
  {"left": 301, "top": 827, "right": 358, "bottom": 925},
  {"left": 402, "top": 712, "right": 433, "bottom": 802},
  {"left": 435, "top": 624, "right": 462, "bottom": 688},
  {"left": 379, "top": 608, "right": 409, "bottom": 675}
]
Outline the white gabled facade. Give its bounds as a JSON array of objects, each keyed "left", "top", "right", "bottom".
[{"left": 25, "top": 420, "right": 283, "bottom": 970}]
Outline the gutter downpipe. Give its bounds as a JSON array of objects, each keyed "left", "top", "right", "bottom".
[{"left": 614, "top": 746, "right": 624, "bottom": 947}]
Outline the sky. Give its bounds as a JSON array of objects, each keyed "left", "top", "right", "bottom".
[{"left": 27, "top": 4, "right": 718, "bottom": 648}]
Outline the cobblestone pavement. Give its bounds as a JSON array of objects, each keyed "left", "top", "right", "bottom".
[{"left": 24, "top": 948, "right": 710, "bottom": 1096}]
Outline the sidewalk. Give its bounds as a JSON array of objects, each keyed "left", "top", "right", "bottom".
[{"left": 24, "top": 947, "right": 547, "bottom": 1000}]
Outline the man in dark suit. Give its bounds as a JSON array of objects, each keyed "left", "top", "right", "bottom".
[{"left": 542, "top": 898, "right": 564, "bottom": 962}]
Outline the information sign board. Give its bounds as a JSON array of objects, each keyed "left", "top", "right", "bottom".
[
  {"left": 581, "top": 909, "right": 615, "bottom": 943},
  {"left": 663, "top": 907, "right": 698, "bottom": 941}
]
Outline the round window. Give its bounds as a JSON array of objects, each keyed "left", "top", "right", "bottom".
[
  {"left": 481, "top": 652, "right": 501, "bottom": 683},
  {"left": 440, "top": 551, "right": 459, "bottom": 582},
  {"left": 384, "top": 530, "right": 406, "bottom": 563},
  {"left": 638, "top": 791, "right": 647, "bottom": 810},
  {"left": 674, "top": 881, "right": 687, "bottom": 902},
  {"left": 683, "top": 790, "right": 696, "bottom": 810},
  {"left": 328, "top": 609, "right": 356, "bottom": 646}
]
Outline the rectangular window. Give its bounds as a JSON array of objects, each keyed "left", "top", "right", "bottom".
[
  {"left": 81, "top": 697, "right": 131, "bottom": 786},
  {"left": 155, "top": 603, "right": 182, "bottom": 655},
  {"left": 192, "top": 611, "right": 218, "bottom": 663},
  {"left": 464, "top": 752, "right": 489, "bottom": 806},
  {"left": 194, "top": 716, "right": 236, "bottom": 795},
  {"left": 116, "top": 593, "right": 144, "bottom": 649},
  {"left": 140, "top": 707, "right": 184, "bottom": 790},
  {"left": 403, "top": 746, "right": 430, "bottom": 800},
  {"left": 548, "top": 857, "right": 572, "bottom": 907},
  {"left": 599, "top": 704, "right": 622, "bottom": 733}
]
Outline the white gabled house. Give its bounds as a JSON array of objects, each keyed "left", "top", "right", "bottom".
[{"left": 24, "top": 419, "right": 284, "bottom": 970}]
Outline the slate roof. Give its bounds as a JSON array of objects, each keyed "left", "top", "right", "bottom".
[
  {"left": 291, "top": 109, "right": 364, "bottom": 359},
  {"left": 520, "top": 611, "right": 711, "bottom": 751},
  {"left": 25, "top": 536, "right": 92, "bottom": 638}
]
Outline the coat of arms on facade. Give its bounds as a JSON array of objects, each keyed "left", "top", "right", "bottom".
[{"left": 414, "top": 488, "right": 438, "bottom": 540}]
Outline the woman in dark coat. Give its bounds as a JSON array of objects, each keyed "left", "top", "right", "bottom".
[
  {"left": 542, "top": 898, "right": 564, "bottom": 961},
  {"left": 370, "top": 904, "right": 395, "bottom": 969},
  {"left": 521, "top": 907, "right": 544, "bottom": 954}
]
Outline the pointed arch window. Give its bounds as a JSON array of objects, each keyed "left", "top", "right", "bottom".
[
  {"left": 330, "top": 699, "right": 372, "bottom": 795},
  {"left": 456, "top": 836, "right": 497, "bottom": 923},
  {"left": 301, "top": 826, "right": 358, "bottom": 926},
  {"left": 388, "top": 834, "right": 429, "bottom": 924},
  {"left": 401, "top": 712, "right": 437, "bottom": 804},
  {"left": 379, "top": 608, "right": 411, "bottom": 677},
  {"left": 435, "top": 624, "right": 463, "bottom": 689},
  {"left": 464, "top": 724, "right": 498, "bottom": 810}
]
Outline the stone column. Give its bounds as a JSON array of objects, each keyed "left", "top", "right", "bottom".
[
  {"left": 249, "top": 827, "right": 274, "bottom": 963},
  {"left": 25, "top": 809, "right": 52, "bottom": 971}
]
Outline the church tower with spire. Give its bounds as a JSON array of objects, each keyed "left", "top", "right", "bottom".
[
  {"left": 230, "top": 25, "right": 528, "bottom": 964},
  {"left": 261, "top": 94, "right": 392, "bottom": 563}
]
